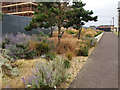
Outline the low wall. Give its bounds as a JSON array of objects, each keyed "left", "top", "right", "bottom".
[{"left": 95, "top": 32, "right": 104, "bottom": 42}]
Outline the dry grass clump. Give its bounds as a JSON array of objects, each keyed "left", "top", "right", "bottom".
[
  {"left": 68, "top": 28, "right": 78, "bottom": 32},
  {"left": 84, "top": 31, "right": 95, "bottom": 37},
  {"left": 62, "top": 32, "right": 73, "bottom": 38},
  {"left": 52, "top": 31, "right": 58, "bottom": 37},
  {"left": 66, "top": 28, "right": 78, "bottom": 33},
  {"left": 56, "top": 38, "right": 77, "bottom": 54},
  {"left": 85, "top": 28, "right": 97, "bottom": 34},
  {"left": 48, "top": 37, "right": 58, "bottom": 46},
  {"left": 65, "top": 51, "right": 74, "bottom": 60},
  {"left": 50, "top": 28, "right": 97, "bottom": 55},
  {"left": 80, "top": 28, "right": 97, "bottom": 38},
  {"left": 28, "top": 41, "right": 39, "bottom": 51}
]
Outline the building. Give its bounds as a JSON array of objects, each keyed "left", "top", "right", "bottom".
[
  {"left": 89, "top": 26, "right": 96, "bottom": 30},
  {"left": 2, "top": 2, "right": 38, "bottom": 17},
  {"left": 96, "top": 25, "right": 114, "bottom": 32}
]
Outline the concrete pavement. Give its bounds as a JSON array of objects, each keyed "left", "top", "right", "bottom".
[{"left": 69, "top": 32, "right": 118, "bottom": 88}]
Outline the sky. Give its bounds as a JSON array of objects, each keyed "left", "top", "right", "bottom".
[{"left": 81, "top": 0, "right": 119, "bottom": 27}]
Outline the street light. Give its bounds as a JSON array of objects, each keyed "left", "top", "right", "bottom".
[
  {"left": 110, "top": 21, "right": 112, "bottom": 26},
  {"left": 112, "top": 17, "right": 114, "bottom": 27}
]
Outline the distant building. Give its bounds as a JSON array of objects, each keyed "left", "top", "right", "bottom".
[
  {"left": 82, "top": 26, "right": 89, "bottom": 29},
  {"left": 89, "top": 26, "right": 96, "bottom": 30},
  {"left": 96, "top": 25, "right": 114, "bottom": 32},
  {"left": 111, "top": 27, "right": 118, "bottom": 32},
  {"left": 2, "top": 2, "right": 38, "bottom": 17}
]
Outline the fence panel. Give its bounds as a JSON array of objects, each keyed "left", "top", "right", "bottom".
[{"left": 2, "top": 14, "right": 51, "bottom": 36}]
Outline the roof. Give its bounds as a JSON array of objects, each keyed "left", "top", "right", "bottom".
[{"left": 97, "top": 25, "right": 113, "bottom": 28}]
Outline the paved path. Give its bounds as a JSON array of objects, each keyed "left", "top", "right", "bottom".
[{"left": 69, "top": 32, "right": 118, "bottom": 88}]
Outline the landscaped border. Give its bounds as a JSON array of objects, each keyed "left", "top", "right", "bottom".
[{"left": 59, "top": 31, "right": 105, "bottom": 88}]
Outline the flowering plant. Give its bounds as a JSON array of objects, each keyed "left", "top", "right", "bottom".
[
  {"left": 2, "top": 33, "right": 36, "bottom": 59},
  {"left": 22, "top": 57, "right": 69, "bottom": 88}
]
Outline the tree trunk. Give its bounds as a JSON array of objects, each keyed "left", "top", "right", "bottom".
[
  {"left": 50, "top": 26, "right": 53, "bottom": 37},
  {"left": 58, "top": 26, "right": 61, "bottom": 44},
  {"left": 78, "top": 27, "right": 82, "bottom": 39}
]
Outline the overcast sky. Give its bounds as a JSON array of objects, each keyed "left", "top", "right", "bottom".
[{"left": 81, "top": 0, "right": 119, "bottom": 27}]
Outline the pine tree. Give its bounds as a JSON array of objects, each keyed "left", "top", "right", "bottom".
[
  {"left": 25, "top": 2, "right": 56, "bottom": 37},
  {"left": 25, "top": 2, "right": 69, "bottom": 44},
  {"left": 64, "top": 1, "right": 98, "bottom": 39}
]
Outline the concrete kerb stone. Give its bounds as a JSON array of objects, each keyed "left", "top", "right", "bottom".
[
  {"left": 0, "top": 48, "right": 2, "bottom": 89},
  {"left": 95, "top": 32, "right": 104, "bottom": 43}
]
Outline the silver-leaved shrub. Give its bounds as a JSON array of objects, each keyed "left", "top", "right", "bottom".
[{"left": 22, "top": 57, "right": 69, "bottom": 88}]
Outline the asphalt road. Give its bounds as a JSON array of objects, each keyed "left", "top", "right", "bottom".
[{"left": 69, "top": 32, "right": 118, "bottom": 88}]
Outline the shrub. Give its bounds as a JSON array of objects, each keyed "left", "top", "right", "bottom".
[
  {"left": 45, "top": 52, "right": 56, "bottom": 60},
  {"left": 39, "top": 31, "right": 44, "bottom": 36},
  {"left": 0, "top": 49, "right": 15, "bottom": 64},
  {"left": 24, "top": 21, "right": 37, "bottom": 31},
  {"left": 24, "top": 25, "right": 32, "bottom": 31},
  {"left": 2, "top": 37, "right": 10, "bottom": 49},
  {"left": 76, "top": 29, "right": 95, "bottom": 37},
  {"left": 85, "top": 34, "right": 93, "bottom": 38},
  {"left": 82, "top": 37, "right": 97, "bottom": 48},
  {"left": 84, "top": 40, "right": 91, "bottom": 47},
  {"left": 66, "top": 30, "right": 76, "bottom": 34},
  {"left": 28, "top": 41, "right": 38, "bottom": 51},
  {"left": 95, "top": 31, "right": 103, "bottom": 37},
  {"left": 64, "top": 60, "right": 71, "bottom": 69},
  {"left": 89, "top": 38, "right": 97, "bottom": 47},
  {"left": 2, "top": 33, "right": 55, "bottom": 59},
  {"left": 22, "top": 57, "right": 69, "bottom": 88},
  {"left": 11, "top": 67, "right": 19, "bottom": 77},
  {"left": 0, "top": 49, "right": 19, "bottom": 77},
  {"left": 35, "top": 42, "right": 50, "bottom": 55},
  {"left": 2, "top": 33, "right": 37, "bottom": 59},
  {"left": 5, "top": 63, "right": 12, "bottom": 70},
  {"left": 42, "top": 38, "right": 55, "bottom": 50},
  {"left": 84, "top": 32, "right": 95, "bottom": 38},
  {"left": 5, "top": 43, "right": 36, "bottom": 59},
  {"left": 76, "top": 45, "right": 89, "bottom": 56},
  {"left": 38, "top": 36, "right": 55, "bottom": 51},
  {"left": 65, "top": 51, "right": 73, "bottom": 60}
]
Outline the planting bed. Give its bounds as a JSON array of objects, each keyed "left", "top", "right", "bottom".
[{"left": 0, "top": 28, "right": 103, "bottom": 88}]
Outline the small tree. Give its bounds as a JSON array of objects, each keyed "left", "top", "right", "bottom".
[
  {"left": 64, "top": 1, "right": 98, "bottom": 39},
  {"left": 25, "top": 2, "right": 69, "bottom": 44},
  {"left": 50, "top": 2, "right": 69, "bottom": 44},
  {"left": 25, "top": 2, "right": 56, "bottom": 37}
]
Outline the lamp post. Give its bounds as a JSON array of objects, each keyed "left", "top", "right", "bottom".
[
  {"left": 110, "top": 21, "right": 112, "bottom": 25},
  {"left": 112, "top": 17, "right": 114, "bottom": 27}
]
